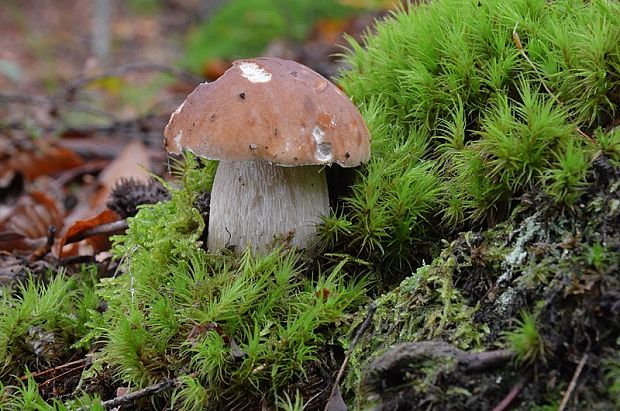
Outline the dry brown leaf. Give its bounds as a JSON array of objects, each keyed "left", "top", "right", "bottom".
[
  {"left": 94, "top": 139, "right": 152, "bottom": 208},
  {"left": 0, "top": 191, "right": 63, "bottom": 251},
  {"left": 58, "top": 209, "right": 121, "bottom": 258},
  {"left": 4, "top": 143, "right": 84, "bottom": 181},
  {"left": 65, "top": 139, "right": 152, "bottom": 227}
]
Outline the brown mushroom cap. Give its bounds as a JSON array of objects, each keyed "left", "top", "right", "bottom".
[{"left": 164, "top": 57, "right": 370, "bottom": 167}]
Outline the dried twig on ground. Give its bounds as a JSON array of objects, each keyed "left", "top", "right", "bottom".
[
  {"left": 53, "top": 62, "right": 203, "bottom": 104},
  {"left": 458, "top": 349, "right": 514, "bottom": 372},
  {"left": 19, "top": 358, "right": 88, "bottom": 381},
  {"left": 84, "top": 372, "right": 198, "bottom": 411},
  {"left": 492, "top": 369, "right": 531, "bottom": 411},
  {"left": 63, "top": 220, "right": 128, "bottom": 245},
  {"left": 558, "top": 353, "right": 588, "bottom": 411}
]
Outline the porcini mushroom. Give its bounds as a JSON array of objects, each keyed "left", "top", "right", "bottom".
[{"left": 164, "top": 57, "right": 370, "bottom": 252}]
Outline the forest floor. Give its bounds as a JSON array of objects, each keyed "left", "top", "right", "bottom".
[{"left": 1, "top": 1, "right": 618, "bottom": 410}]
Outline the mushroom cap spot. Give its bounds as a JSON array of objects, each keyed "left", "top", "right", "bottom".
[
  {"left": 164, "top": 57, "right": 370, "bottom": 167},
  {"left": 314, "top": 80, "right": 328, "bottom": 94},
  {"left": 316, "top": 142, "right": 333, "bottom": 162},
  {"left": 312, "top": 125, "right": 325, "bottom": 144},
  {"left": 239, "top": 62, "right": 272, "bottom": 83}
]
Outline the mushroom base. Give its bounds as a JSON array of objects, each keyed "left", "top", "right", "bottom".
[{"left": 208, "top": 160, "right": 329, "bottom": 253}]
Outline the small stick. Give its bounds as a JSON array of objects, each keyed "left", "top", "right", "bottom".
[
  {"left": 38, "top": 364, "right": 86, "bottom": 388},
  {"left": 19, "top": 358, "right": 88, "bottom": 381},
  {"left": 28, "top": 226, "right": 57, "bottom": 262},
  {"left": 80, "top": 372, "right": 198, "bottom": 411},
  {"left": 324, "top": 302, "right": 377, "bottom": 411},
  {"left": 492, "top": 370, "right": 531, "bottom": 411},
  {"left": 558, "top": 353, "right": 588, "bottom": 411},
  {"left": 54, "top": 62, "right": 203, "bottom": 104},
  {"left": 458, "top": 349, "right": 514, "bottom": 372}
]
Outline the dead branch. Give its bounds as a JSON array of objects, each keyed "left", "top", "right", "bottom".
[
  {"left": 53, "top": 62, "right": 203, "bottom": 104},
  {"left": 0, "top": 62, "right": 203, "bottom": 140},
  {"left": 89, "top": 372, "right": 198, "bottom": 410},
  {"left": 19, "top": 358, "right": 88, "bottom": 381},
  {"left": 0, "top": 94, "right": 48, "bottom": 105},
  {"left": 38, "top": 364, "right": 86, "bottom": 388},
  {"left": 459, "top": 349, "right": 514, "bottom": 373},
  {"left": 558, "top": 353, "right": 588, "bottom": 411},
  {"left": 492, "top": 369, "right": 531, "bottom": 411}
]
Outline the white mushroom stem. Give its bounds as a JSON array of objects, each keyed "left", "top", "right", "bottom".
[{"left": 208, "top": 160, "right": 329, "bottom": 253}]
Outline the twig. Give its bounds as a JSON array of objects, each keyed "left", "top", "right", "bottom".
[
  {"left": 303, "top": 390, "right": 324, "bottom": 410},
  {"left": 512, "top": 23, "right": 595, "bottom": 144},
  {"left": 0, "top": 94, "right": 48, "bottom": 105},
  {"left": 492, "top": 369, "right": 531, "bottom": 411},
  {"left": 92, "top": 372, "right": 197, "bottom": 410},
  {"left": 324, "top": 302, "right": 377, "bottom": 411},
  {"left": 558, "top": 353, "right": 588, "bottom": 411},
  {"left": 28, "top": 226, "right": 57, "bottom": 262},
  {"left": 38, "top": 364, "right": 86, "bottom": 388},
  {"left": 64, "top": 220, "right": 128, "bottom": 245},
  {"left": 19, "top": 358, "right": 88, "bottom": 381}
]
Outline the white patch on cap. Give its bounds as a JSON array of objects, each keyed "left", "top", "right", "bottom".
[
  {"left": 312, "top": 125, "right": 325, "bottom": 143},
  {"left": 312, "top": 126, "right": 332, "bottom": 162},
  {"left": 316, "top": 142, "right": 333, "bottom": 162},
  {"left": 239, "top": 62, "right": 272, "bottom": 83},
  {"left": 174, "top": 130, "right": 183, "bottom": 151}
]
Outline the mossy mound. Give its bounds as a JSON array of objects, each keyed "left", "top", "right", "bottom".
[
  {"left": 327, "top": 0, "right": 620, "bottom": 282},
  {"left": 347, "top": 157, "right": 620, "bottom": 409}
]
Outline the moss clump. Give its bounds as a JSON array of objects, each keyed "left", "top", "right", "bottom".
[
  {"left": 76, "top": 157, "right": 368, "bottom": 409},
  {"left": 0, "top": 269, "right": 99, "bottom": 379},
  {"left": 326, "top": 0, "right": 620, "bottom": 280},
  {"left": 348, "top": 158, "right": 620, "bottom": 409},
  {"left": 343, "top": 245, "right": 490, "bottom": 395}
]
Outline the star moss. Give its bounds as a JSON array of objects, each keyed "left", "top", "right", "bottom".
[{"left": 325, "top": 0, "right": 620, "bottom": 278}]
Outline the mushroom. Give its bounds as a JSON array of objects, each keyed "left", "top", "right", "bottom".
[{"left": 164, "top": 57, "right": 370, "bottom": 252}]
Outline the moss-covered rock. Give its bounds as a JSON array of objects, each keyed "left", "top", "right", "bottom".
[{"left": 347, "top": 158, "right": 620, "bottom": 409}]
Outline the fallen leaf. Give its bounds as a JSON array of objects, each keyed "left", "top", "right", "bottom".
[
  {"left": 58, "top": 209, "right": 121, "bottom": 258},
  {"left": 4, "top": 142, "right": 84, "bottom": 182},
  {"left": 93, "top": 139, "right": 152, "bottom": 210},
  {"left": 65, "top": 139, "right": 152, "bottom": 227},
  {"left": 0, "top": 191, "right": 63, "bottom": 251}
]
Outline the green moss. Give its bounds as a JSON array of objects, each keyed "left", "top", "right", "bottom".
[
  {"left": 0, "top": 373, "right": 104, "bottom": 410},
  {"left": 343, "top": 244, "right": 489, "bottom": 396},
  {"left": 74, "top": 157, "right": 368, "bottom": 408},
  {"left": 502, "top": 310, "right": 549, "bottom": 365},
  {"left": 0, "top": 269, "right": 99, "bottom": 379},
  {"left": 332, "top": 0, "right": 620, "bottom": 276}
]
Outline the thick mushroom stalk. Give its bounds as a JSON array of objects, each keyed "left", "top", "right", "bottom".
[{"left": 208, "top": 161, "right": 328, "bottom": 251}]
